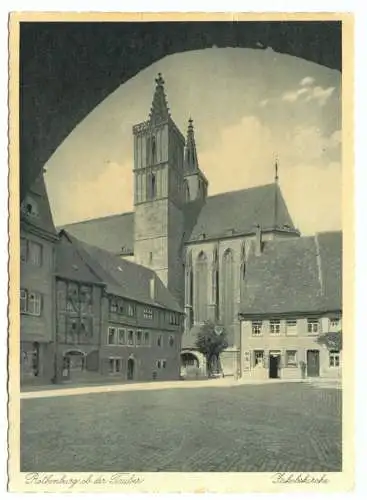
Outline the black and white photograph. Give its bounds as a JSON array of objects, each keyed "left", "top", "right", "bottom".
[{"left": 7, "top": 12, "right": 354, "bottom": 493}]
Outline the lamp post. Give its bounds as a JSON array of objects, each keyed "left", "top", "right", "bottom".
[{"left": 214, "top": 325, "right": 224, "bottom": 377}]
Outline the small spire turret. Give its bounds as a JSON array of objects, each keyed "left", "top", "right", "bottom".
[{"left": 184, "top": 117, "right": 199, "bottom": 172}]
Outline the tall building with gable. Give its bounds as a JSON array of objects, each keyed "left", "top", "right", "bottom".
[{"left": 20, "top": 173, "right": 59, "bottom": 384}]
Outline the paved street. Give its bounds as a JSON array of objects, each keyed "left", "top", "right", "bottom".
[{"left": 21, "top": 382, "right": 342, "bottom": 472}]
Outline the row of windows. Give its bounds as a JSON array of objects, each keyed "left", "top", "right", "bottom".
[
  {"left": 254, "top": 350, "right": 298, "bottom": 367},
  {"left": 20, "top": 238, "right": 43, "bottom": 267},
  {"left": 20, "top": 289, "right": 42, "bottom": 316},
  {"left": 109, "top": 299, "right": 135, "bottom": 317},
  {"left": 108, "top": 357, "right": 123, "bottom": 374},
  {"left": 109, "top": 298, "right": 181, "bottom": 325},
  {"left": 57, "top": 282, "right": 93, "bottom": 314},
  {"left": 108, "top": 327, "right": 147, "bottom": 346},
  {"left": 107, "top": 357, "right": 168, "bottom": 374},
  {"left": 57, "top": 315, "right": 93, "bottom": 338},
  {"left": 107, "top": 327, "right": 175, "bottom": 348},
  {"left": 253, "top": 349, "right": 341, "bottom": 368},
  {"left": 251, "top": 318, "right": 340, "bottom": 336}
]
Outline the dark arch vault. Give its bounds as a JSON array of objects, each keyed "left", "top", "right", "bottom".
[{"left": 19, "top": 20, "right": 342, "bottom": 200}]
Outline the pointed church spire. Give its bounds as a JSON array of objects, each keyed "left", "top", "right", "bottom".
[
  {"left": 149, "top": 73, "right": 170, "bottom": 124},
  {"left": 274, "top": 156, "right": 279, "bottom": 228},
  {"left": 184, "top": 117, "right": 199, "bottom": 172},
  {"left": 275, "top": 157, "right": 279, "bottom": 183}
]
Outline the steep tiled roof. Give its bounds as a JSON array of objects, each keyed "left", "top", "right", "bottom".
[
  {"left": 189, "top": 184, "right": 296, "bottom": 241},
  {"left": 240, "top": 231, "right": 342, "bottom": 316},
  {"left": 317, "top": 231, "right": 342, "bottom": 311},
  {"left": 61, "top": 183, "right": 296, "bottom": 253},
  {"left": 60, "top": 231, "right": 182, "bottom": 313},
  {"left": 55, "top": 233, "right": 104, "bottom": 285},
  {"left": 21, "top": 174, "right": 58, "bottom": 237},
  {"left": 61, "top": 212, "right": 134, "bottom": 255}
]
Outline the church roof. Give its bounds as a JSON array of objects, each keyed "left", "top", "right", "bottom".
[
  {"left": 58, "top": 230, "right": 182, "bottom": 313},
  {"left": 60, "top": 211, "right": 134, "bottom": 255},
  {"left": 239, "top": 230, "right": 342, "bottom": 316},
  {"left": 188, "top": 183, "right": 297, "bottom": 241},
  {"left": 61, "top": 183, "right": 296, "bottom": 254}
]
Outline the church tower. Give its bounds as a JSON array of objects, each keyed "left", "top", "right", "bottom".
[
  {"left": 132, "top": 73, "right": 186, "bottom": 305},
  {"left": 183, "top": 118, "right": 208, "bottom": 202}
]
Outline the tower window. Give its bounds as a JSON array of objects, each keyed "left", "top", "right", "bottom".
[
  {"left": 152, "top": 136, "right": 156, "bottom": 163},
  {"left": 184, "top": 180, "right": 190, "bottom": 201},
  {"left": 151, "top": 173, "right": 156, "bottom": 199}
]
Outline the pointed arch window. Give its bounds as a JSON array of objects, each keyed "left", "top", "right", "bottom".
[
  {"left": 184, "top": 180, "right": 190, "bottom": 201},
  {"left": 185, "top": 250, "right": 193, "bottom": 306},
  {"left": 151, "top": 135, "right": 157, "bottom": 163},
  {"left": 211, "top": 247, "right": 219, "bottom": 321},
  {"left": 147, "top": 172, "right": 157, "bottom": 200},
  {"left": 151, "top": 173, "right": 156, "bottom": 198},
  {"left": 221, "top": 248, "right": 234, "bottom": 326},
  {"left": 194, "top": 251, "right": 208, "bottom": 324},
  {"left": 240, "top": 241, "right": 247, "bottom": 279}
]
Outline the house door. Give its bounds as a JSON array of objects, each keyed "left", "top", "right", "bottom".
[
  {"left": 63, "top": 351, "right": 85, "bottom": 380},
  {"left": 307, "top": 350, "right": 320, "bottom": 377},
  {"left": 127, "top": 358, "right": 135, "bottom": 380},
  {"left": 269, "top": 352, "right": 281, "bottom": 379}
]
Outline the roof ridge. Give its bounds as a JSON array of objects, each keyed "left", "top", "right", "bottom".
[
  {"left": 61, "top": 211, "right": 134, "bottom": 227},
  {"left": 207, "top": 183, "right": 276, "bottom": 201},
  {"left": 66, "top": 230, "right": 159, "bottom": 278},
  {"left": 61, "top": 231, "right": 108, "bottom": 285},
  {"left": 315, "top": 229, "right": 342, "bottom": 236}
]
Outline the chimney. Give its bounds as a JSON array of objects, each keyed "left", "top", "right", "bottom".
[
  {"left": 150, "top": 276, "right": 156, "bottom": 301},
  {"left": 255, "top": 224, "right": 262, "bottom": 256}
]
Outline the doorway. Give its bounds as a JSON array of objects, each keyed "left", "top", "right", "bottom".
[
  {"left": 269, "top": 352, "right": 281, "bottom": 379},
  {"left": 306, "top": 350, "right": 320, "bottom": 377},
  {"left": 63, "top": 351, "right": 86, "bottom": 380},
  {"left": 127, "top": 358, "right": 135, "bottom": 380}
]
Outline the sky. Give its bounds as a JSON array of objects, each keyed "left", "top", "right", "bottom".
[{"left": 45, "top": 47, "right": 341, "bottom": 236}]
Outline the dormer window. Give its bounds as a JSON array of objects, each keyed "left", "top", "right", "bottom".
[{"left": 21, "top": 197, "right": 39, "bottom": 218}]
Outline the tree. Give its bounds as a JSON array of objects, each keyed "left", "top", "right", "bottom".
[
  {"left": 316, "top": 329, "right": 342, "bottom": 351},
  {"left": 195, "top": 321, "right": 228, "bottom": 376}
]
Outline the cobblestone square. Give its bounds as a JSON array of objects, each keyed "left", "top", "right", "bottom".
[{"left": 21, "top": 382, "right": 342, "bottom": 472}]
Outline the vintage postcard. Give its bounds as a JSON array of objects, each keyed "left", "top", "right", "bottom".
[{"left": 8, "top": 12, "right": 354, "bottom": 493}]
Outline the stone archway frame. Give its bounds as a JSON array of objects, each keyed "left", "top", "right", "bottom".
[
  {"left": 180, "top": 349, "right": 207, "bottom": 376},
  {"left": 18, "top": 18, "right": 342, "bottom": 201}
]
